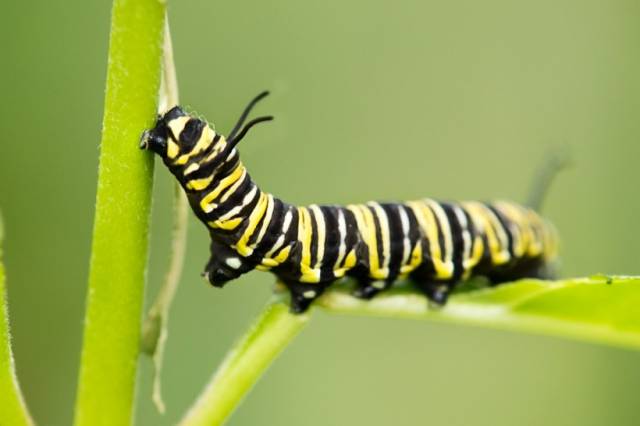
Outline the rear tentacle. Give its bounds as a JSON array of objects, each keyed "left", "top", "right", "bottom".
[{"left": 526, "top": 147, "right": 571, "bottom": 211}]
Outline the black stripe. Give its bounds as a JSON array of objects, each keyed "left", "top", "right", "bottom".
[
  {"left": 426, "top": 202, "right": 446, "bottom": 271},
  {"left": 458, "top": 204, "right": 479, "bottom": 276},
  {"left": 177, "top": 134, "right": 226, "bottom": 183},
  {"left": 319, "top": 206, "right": 340, "bottom": 281},
  {"left": 308, "top": 207, "right": 319, "bottom": 268},
  {"left": 381, "top": 203, "right": 403, "bottom": 280},
  {"left": 404, "top": 203, "right": 434, "bottom": 279},
  {"left": 250, "top": 198, "right": 285, "bottom": 257},
  {"left": 342, "top": 207, "right": 367, "bottom": 270},
  {"left": 440, "top": 203, "right": 464, "bottom": 281},
  {"left": 205, "top": 177, "right": 253, "bottom": 221},
  {"left": 179, "top": 118, "right": 206, "bottom": 152}
]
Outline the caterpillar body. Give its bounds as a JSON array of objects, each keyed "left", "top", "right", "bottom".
[{"left": 141, "top": 92, "right": 559, "bottom": 313}]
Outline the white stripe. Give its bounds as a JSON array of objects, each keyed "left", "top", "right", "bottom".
[
  {"left": 453, "top": 206, "right": 472, "bottom": 269},
  {"left": 309, "top": 205, "right": 326, "bottom": 269},
  {"left": 333, "top": 209, "right": 347, "bottom": 270},
  {"left": 184, "top": 162, "right": 200, "bottom": 175},
  {"left": 265, "top": 208, "right": 293, "bottom": 258},
  {"left": 216, "top": 185, "right": 258, "bottom": 221},
  {"left": 398, "top": 205, "right": 411, "bottom": 267},
  {"left": 369, "top": 202, "right": 391, "bottom": 271}
]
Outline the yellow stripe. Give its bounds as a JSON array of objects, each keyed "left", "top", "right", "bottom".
[
  {"left": 219, "top": 167, "right": 248, "bottom": 203},
  {"left": 360, "top": 205, "right": 386, "bottom": 279},
  {"left": 297, "top": 207, "right": 319, "bottom": 282},
  {"left": 174, "top": 126, "right": 216, "bottom": 165},
  {"left": 250, "top": 194, "right": 275, "bottom": 249},
  {"left": 425, "top": 200, "right": 454, "bottom": 274},
  {"left": 334, "top": 248, "right": 358, "bottom": 278},
  {"left": 216, "top": 185, "right": 258, "bottom": 221},
  {"left": 400, "top": 241, "right": 423, "bottom": 275},
  {"left": 167, "top": 140, "right": 180, "bottom": 159},
  {"left": 273, "top": 245, "right": 292, "bottom": 263},
  {"left": 482, "top": 205, "right": 511, "bottom": 264},
  {"left": 199, "top": 164, "right": 245, "bottom": 213},
  {"left": 309, "top": 205, "right": 326, "bottom": 270},
  {"left": 463, "top": 202, "right": 509, "bottom": 265},
  {"left": 235, "top": 192, "right": 269, "bottom": 256},
  {"left": 407, "top": 201, "right": 451, "bottom": 279},
  {"left": 526, "top": 209, "right": 545, "bottom": 257},
  {"left": 208, "top": 217, "right": 242, "bottom": 230},
  {"left": 186, "top": 175, "right": 214, "bottom": 191},
  {"left": 167, "top": 116, "right": 189, "bottom": 142},
  {"left": 493, "top": 202, "right": 526, "bottom": 257},
  {"left": 343, "top": 249, "right": 357, "bottom": 268},
  {"left": 346, "top": 205, "right": 372, "bottom": 276},
  {"left": 204, "top": 136, "right": 228, "bottom": 162}
]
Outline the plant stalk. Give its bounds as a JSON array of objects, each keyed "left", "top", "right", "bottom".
[{"left": 73, "top": 0, "right": 165, "bottom": 424}]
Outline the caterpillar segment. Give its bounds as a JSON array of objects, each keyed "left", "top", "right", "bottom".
[{"left": 141, "top": 92, "right": 559, "bottom": 313}]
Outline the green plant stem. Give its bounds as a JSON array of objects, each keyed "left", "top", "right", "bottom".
[
  {"left": 73, "top": 0, "right": 165, "bottom": 424},
  {"left": 178, "top": 276, "right": 640, "bottom": 426},
  {"left": 0, "top": 216, "right": 34, "bottom": 426},
  {"left": 178, "top": 300, "right": 310, "bottom": 426},
  {"left": 140, "top": 16, "right": 188, "bottom": 414}
]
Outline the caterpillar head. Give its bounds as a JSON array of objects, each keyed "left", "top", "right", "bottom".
[
  {"left": 140, "top": 91, "right": 273, "bottom": 173},
  {"left": 140, "top": 106, "right": 210, "bottom": 160}
]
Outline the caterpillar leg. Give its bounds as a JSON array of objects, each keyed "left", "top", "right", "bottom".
[
  {"left": 414, "top": 281, "right": 452, "bottom": 306},
  {"left": 284, "top": 281, "right": 328, "bottom": 314},
  {"left": 486, "top": 258, "right": 555, "bottom": 285},
  {"left": 352, "top": 279, "right": 391, "bottom": 300}
]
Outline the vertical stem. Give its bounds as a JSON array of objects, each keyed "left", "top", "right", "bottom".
[
  {"left": 0, "top": 216, "right": 34, "bottom": 426},
  {"left": 74, "top": 0, "right": 165, "bottom": 425},
  {"left": 179, "top": 300, "right": 310, "bottom": 426}
]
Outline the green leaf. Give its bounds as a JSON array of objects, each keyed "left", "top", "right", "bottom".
[
  {"left": 316, "top": 276, "right": 640, "bottom": 350},
  {"left": 73, "top": 0, "right": 166, "bottom": 425},
  {"left": 0, "top": 215, "right": 34, "bottom": 426}
]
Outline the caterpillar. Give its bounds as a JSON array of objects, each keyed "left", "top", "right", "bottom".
[{"left": 140, "top": 91, "right": 559, "bottom": 313}]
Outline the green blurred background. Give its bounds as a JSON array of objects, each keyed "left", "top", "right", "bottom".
[{"left": 1, "top": 0, "right": 640, "bottom": 425}]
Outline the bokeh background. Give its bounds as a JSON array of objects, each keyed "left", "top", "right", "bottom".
[{"left": 2, "top": 0, "right": 640, "bottom": 425}]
